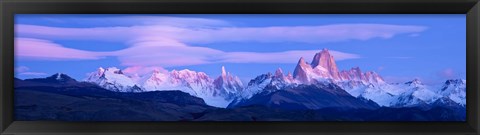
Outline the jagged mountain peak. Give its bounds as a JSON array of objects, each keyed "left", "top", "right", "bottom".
[
  {"left": 298, "top": 57, "right": 307, "bottom": 64},
  {"left": 310, "top": 49, "right": 341, "bottom": 80},
  {"left": 438, "top": 78, "right": 466, "bottom": 106},
  {"left": 85, "top": 66, "right": 142, "bottom": 93},
  {"left": 444, "top": 79, "right": 466, "bottom": 86},
  {"left": 287, "top": 71, "right": 293, "bottom": 77},
  {"left": 214, "top": 66, "right": 244, "bottom": 94},
  {"left": 221, "top": 66, "right": 227, "bottom": 77},
  {"left": 89, "top": 67, "right": 125, "bottom": 79},
  {"left": 311, "top": 48, "right": 333, "bottom": 68},
  {"left": 293, "top": 57, "right": 312, "bottom": 83},
  {"left": 152, "top": 68, "right": 162, "bottom": 74},
  {"left": 349, "top": 67, "right": 363, "bottom": 75},
  {"left": 275, "top": 68, "right": 284, "bottom": 78},
  {"left": 405, "top": 78, "right": 423, "bottom": 86},
  {"left": 364, "top": 71, "right": 385, "bottom": 84},
  {"left": 97, "top": 67, "right": 105, "bottom": 72},
  {"left": 294, "top": 57, "right": 311, "bottom": 71},
  {"left": 292, "top": 49, "right": 384, "bottom": 85}
]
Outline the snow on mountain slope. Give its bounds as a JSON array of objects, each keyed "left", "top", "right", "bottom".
[
  {"left": 240, "top": 73, "right": 274, "bottom": 99},
  {"left": 287, "top": 49, "right": 394, "bottom": 106},
  {"left": 137, "top": 68, "right": 171, "bottom": 91},
  {"left": 403, "top": 79, "right": 440, "bottom": 103},
  {"left": 82, "top": 48, "right": 465, "bottom": 109},
  {"left": 292, "top": 57, "right": 315, "bottom": 84},
  {"left": 213, "top": 66, "right": 244, "bottom": 99},
  {"left": 339, "top": 78, "right": 444, "bottom": 107},
  {"left": 85, "top": 67, "right": 143, "bottom": 92},
  {"left": 243, "top": 48, "right": 464, "bottom": 108},
  {"left": 85, "top": 66, "right": 244, "bottom": 108},
  {"left": 353, "top": 83, "right": 396, "bottom": 107},
  {"left": 238, "top": 68, "right": 299, "bottom": 99},
  {"left": 311, "top": 48, "right": 342, "bottom": 80},
  {"left": 438, "top": 79, "right": 466, "bottom": 106},
  {"left": 340, "top": 78, "right": 466, "bottom": 108},
  {"left": 387, "top": 79, "right": 441, "bottom": 107},
  {"left": 132, "top": 68, "right": 214, "bottom": 98}
]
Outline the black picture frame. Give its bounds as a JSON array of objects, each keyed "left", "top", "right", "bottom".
[{"left": 1, "top": 0, "right": 479, "bottom": 134}]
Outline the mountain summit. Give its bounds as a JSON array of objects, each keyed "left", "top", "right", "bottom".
[
  {"left": 85, "top": 67, "right": 143, "bottom": 92},
  {"left": 213, "top": 66, "right": 244, "bottom": 99},
  {"left": 293, "top": 57, "right": 313, "bottom": 83},
  {"left": 311, "top": 48, "right": 341, "bottom": 80},
  {"left": 292, "top": 48, "right": 384, "bottom": 84}
]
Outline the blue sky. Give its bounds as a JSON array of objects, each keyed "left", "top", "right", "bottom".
[{"left": 14, "top": 14, "right": 466, "bottom": 85}]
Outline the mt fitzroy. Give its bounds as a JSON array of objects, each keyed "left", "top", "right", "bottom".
[
  {"left": 85, "top": 66, "right": 243, "bottom": 107},
  {"left": 235, "top": 48, "right": 465, "bottom": 107},
  {"left": 238, "top": 48, "right": 386, "bottom": 98},
  {"left": 293, "top": 48, "right": 385, "bottom": 84}
]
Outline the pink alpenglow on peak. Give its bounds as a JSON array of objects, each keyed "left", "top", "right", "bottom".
[
  {"left": 273, "top": 68, "right": 295, "bottom": 83},
  {"left": 214, "top": 66, "right": 244, "bottom": 97},
  {"left": 287, "top": 71, "right": 293, "bottom": 79},
  {"left": 85, "top": 67, "right": 142, "bottom": 92},
  {"left": 340, "top": 67, "right": 364, "bottom": 81},
  {"left": 364, "top": 71, "right": 385, "bottom": 84},
  {"left": 85, "top": 66, "right": 245, "bottom": 108},
  {"left": 311, "top": 48, "right": 341, "bottom": 80},
  {"left": 88, "top": 67, "right": 106, "bottom": 79},
  {"left": 139, "top": 69, "right": 171, "bottom": 91},
  {"left": 293, "top": 57, "right": 313, "bottom": 83},
  {"left": 221, "top": 66, "right": 227, "bottom": 77},
  {"left": 274, "top": 68, "right": 284, "bottom": 78},
  {"left": 292, "top": 49, "right": 385, "bottom": 85},
  {"left": 339, "top": 67, "right": 385, "bottom": 84}
]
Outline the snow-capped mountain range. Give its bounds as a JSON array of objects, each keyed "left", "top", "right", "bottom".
[
  {"left": 85, "top": 66, "right": 243, "bottom": 107},
  {"left": 235, "top": 48, "right": 466, "bottom": 107},
  {"left": 82, "top": 48, "right": 465, "bottom": 108}
]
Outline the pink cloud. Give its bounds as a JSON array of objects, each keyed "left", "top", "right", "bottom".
[
  {"left": 15, "top": 66, "right": 47, "bottom": 76},
  {"left": 112, "top": 45, "right": 222, "bottom": 67},
  {"left": 15, "top": 38, "right": 104, "bottom": 60},
  {"left": 16, "top": 23, "right": 427, "bottom": 45},
  {"left": 110, "top": 44, "right": 360, "bottom": 67},
  {"left": 438, "top": 68, "right": 458, "bottom": 79},
  {"left": 15, "top": 66, "right": 30, "bottom": 73},
  {"left": 14, "top": 37, "right": 361, "bottom": 66},
  {"left": 221, "top": 50, "right": 360, "bottom": 64},
  {"left": 14, "top": 37, "right": 361, "bottom": 67},
  {"left": 15, "top": 22, "right": 425, "bottom": 66}
]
